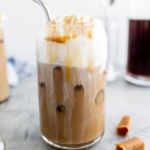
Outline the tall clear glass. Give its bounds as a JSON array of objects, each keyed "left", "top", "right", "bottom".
[
  {"left": 125, "top": 0, "right": 150, "bottom": 86},
  {"left": 36, "top": 16, "right": 107, "bottom": 149},
  {"left": 0, "top": 14, "right": 10, "bottom": 103}
]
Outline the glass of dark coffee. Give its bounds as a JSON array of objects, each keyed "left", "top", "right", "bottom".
[{"left": 125, "top": 0, "right": 150, "bottom": 86}]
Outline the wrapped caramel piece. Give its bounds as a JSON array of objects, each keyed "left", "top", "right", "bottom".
[
  {"left": 117, "top": 116, "right": 132, "bottom": 136},
  {"left": 116, "top": 137, "right": 145, "bottom": 150}
]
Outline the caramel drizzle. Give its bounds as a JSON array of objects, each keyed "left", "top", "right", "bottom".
[
  {"left": 46, "top": 41, "right": 54, "bottom": 64},
  {"left": 88, "top": 40, "right": 94, "bottom": 73},
  {"left": 45, "top": 15, "right": 95, "bottom": 81},
  {"left": 45, "top": 35, "right": 77, "bottom": 44},
  {"left": 65, "top": 40, "right": 72, "bottom": 82},
  {"left": 76, "top": 25, "right": 83, "bottom": 68}
]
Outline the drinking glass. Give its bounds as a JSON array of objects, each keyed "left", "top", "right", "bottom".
[
  {"left": 36, "top": 16, "right": 107, "bottom": 149},
  {"left": 0, "top": 14, "right": 10, "bottom": 102},
  {"left": 125, "top": 0, "right": 150, "bottom": 86}
]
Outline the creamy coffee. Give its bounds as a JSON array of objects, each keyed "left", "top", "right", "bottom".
[
  {"left": 37, "top": 14, "right": 107, "bottom": 147},
  {"left": 0, "top": 14, "right": 9, "bottom": 103},
  {"left": 38, "top": 63, "right": 106, "bottom": 144}
]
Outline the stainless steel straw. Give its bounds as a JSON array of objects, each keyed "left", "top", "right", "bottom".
[{"left": 31, "top": 0, "right": 52, "bottom": 22}]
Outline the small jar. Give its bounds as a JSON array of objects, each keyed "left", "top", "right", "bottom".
[{"left": 0, "top": 14, "right": 10, "bottom": 102}]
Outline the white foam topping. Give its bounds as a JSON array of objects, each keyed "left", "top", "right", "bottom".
[{"left": 37, "top": 14, "right": 107, "bottom": 69}]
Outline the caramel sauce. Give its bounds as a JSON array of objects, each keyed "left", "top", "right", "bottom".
[
  {"left": 88, "top": 30, "right": 93, "bottom": 39},
  {"left": 89, "top": 18, "right": 94, "bottom": 22},
  {"left": 73, "top": 15, "right": 78, "bottom": 23},
  {"left": 50, "top": 20, "right": 55, "bottom": 24},
  {"left": 87, "top": 40, "right": 94, "bottom": 73},
  {"left": 45, "top": 35, "right": 77, "bottom": 44},
  {"left": 76, "top": 31, "right": 83, "bottom": 68},
  {"left": 65, "top": 41, "right": 72, "bottom": 82},
  {"left": 55, "top": 43, "right": 58, "bottom": 60},
  {"left": 65, "top": 16, "right": 72, "bottom": 24},
  {"left": 47, "top": 41, "right": 54, "bottom": 64},
  {"left": 45, "top": 15, "right": 96, "bottom": 81},
  {"left": 65, "top": 14, "right": 79, "bottom": 24},
  {"left": 80, "top": 16, "right": 83, "bottom": 24}
]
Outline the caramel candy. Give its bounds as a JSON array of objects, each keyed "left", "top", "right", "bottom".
[
  {"left": 117, "top": 116, "right": 132, "bottom": 136},
  {"left": 116, "top": 137, "right": 145, "bottom": 150}
]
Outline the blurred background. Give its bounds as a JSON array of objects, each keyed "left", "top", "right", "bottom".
[{"left": 0, "top": 0, "right": 128, "bottom": 68}]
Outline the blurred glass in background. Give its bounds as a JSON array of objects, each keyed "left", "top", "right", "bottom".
[
  {"left": 0, "top": 13, "right": 10, "bottom": 103},
  {"left": 125, "top": 0, "right": 150, "bottom": 86},
  {"left": 98, "top": 0, "right": 120, "bottom": 82},
  {"left": 106, "top": 16, "right": 119, "bottom": 82}
]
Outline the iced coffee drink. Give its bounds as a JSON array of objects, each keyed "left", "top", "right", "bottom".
[
  {"left": 37, "top": 14, "right": 107, "bottom": 149},
  {"left": 0, "top": 14, "right": 9, "bottom": 103}
]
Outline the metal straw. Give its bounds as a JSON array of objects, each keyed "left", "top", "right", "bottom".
[{"left": 31, "top": 0, "right": 52, "bottom": 22}]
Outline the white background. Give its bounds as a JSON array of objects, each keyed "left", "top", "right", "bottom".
[{"left": 0, "top": 0, "right": 129, "bottom": 68}]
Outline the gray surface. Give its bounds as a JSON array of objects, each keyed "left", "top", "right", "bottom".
[{"left": 0, "top": 75, "right": 150, "bottom": 150}]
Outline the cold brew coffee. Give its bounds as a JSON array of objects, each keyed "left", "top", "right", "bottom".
[{"left": 127, "top": 20, "right": 150, "bottom": 77}]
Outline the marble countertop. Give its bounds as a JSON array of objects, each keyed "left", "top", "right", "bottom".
[{"left": 0, "top": 75, "right": 150, "bottom": 150}]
